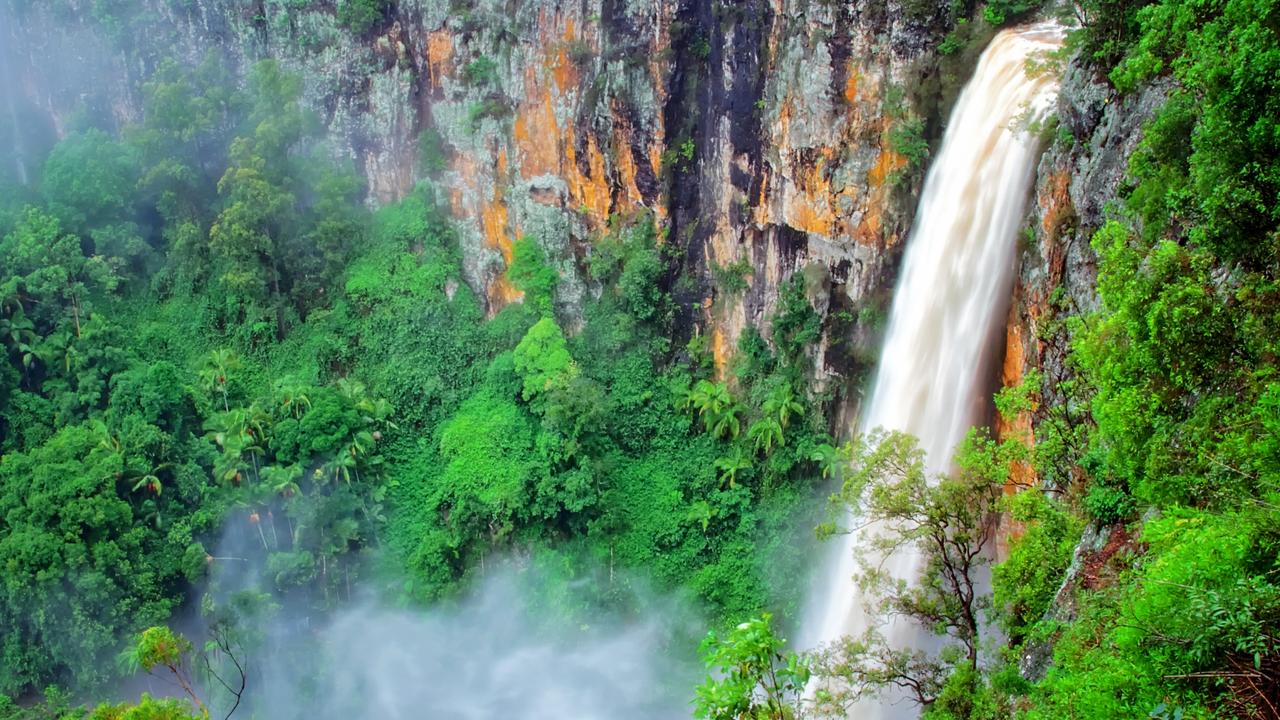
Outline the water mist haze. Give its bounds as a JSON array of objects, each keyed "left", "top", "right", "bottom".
[{"left": 189, "top": 523, "right": 704, "bottom": 720}]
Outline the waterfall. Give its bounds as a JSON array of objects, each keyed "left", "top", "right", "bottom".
[
  {"left": 801, "top": 23, "right": 1064, "bottom": 718},
  {"left": 0, "top": 25, "right": 28, "bottom": 187}
]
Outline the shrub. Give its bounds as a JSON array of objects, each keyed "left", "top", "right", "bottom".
[{"left": 336, "top": 0, "right": 390, "bottom": 34}]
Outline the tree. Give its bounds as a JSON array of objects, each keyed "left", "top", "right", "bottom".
[
  {"left": 40, "top": 129, "right": 140, "bottom": 236},
  {"left": 762, "top": 384, "right": 803, "bottom": 430},
  {"left": 684, "top": 380, "right": 744, "bottom": 440},
  {"left": 694, "top": 613, "right": 810, "bottom": 720},
  {"left": 748, "top": 417, "right": 784, "bottom": 456},
  {"left": 507, "top": 236, "right": 559, "bottom": 315},
  {"left": 119, "top": 625, "right": 247, "bottom": 720},
  {"left": 512, "top": 317, "right": 578, "bottom": 403},
  {"left": 0, "top": 423, "right": 201, "bottom": 695},
  {"left": 0, "top": 207, "right": 117, "bottom": 336},
  {"left": 209, "top": 139, "right": 296, "bottom": 332},
  {"left": 715, "top": 449, "right": 752, "bottom": 489},
  {"left": 196, "top": 349, "right": 241, "bottom": 413},
  {"left": 810, "top": 428, "right": 1028, "bottom": 712}
]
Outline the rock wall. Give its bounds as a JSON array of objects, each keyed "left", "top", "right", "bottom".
[
  {"left": 996, "top": 40, "right": 1173, "bottom": 673},
  {"left": 1, "top": 0, "right": 971, "bottom": 408},
  {"left": 999, "top": 55, "right": 1170, "bottom": 492}
]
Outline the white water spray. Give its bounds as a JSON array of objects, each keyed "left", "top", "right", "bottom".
[{"left": 802, "top": 23, "right": 1064, "bottom": 718}]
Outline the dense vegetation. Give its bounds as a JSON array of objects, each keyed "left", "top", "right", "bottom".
[
  {"left": 3, "top": 0, "right": 1280, "bottom": 718},
  {"left": 1021, "top": 0, "right": 1280, "bottom": 716},
  {"left": 0, "top": 44, "right": 836, "bottom": 716}
]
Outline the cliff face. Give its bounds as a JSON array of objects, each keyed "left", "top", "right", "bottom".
[
  {"left": 1, "top": 0, "right": 962, "bottom": 399},
  {"left": 1001, "top": 56, "right": 1170, "bottom": 490},
  {"left": 998, "top": 43, "right": 1171, "bottom": 678}
]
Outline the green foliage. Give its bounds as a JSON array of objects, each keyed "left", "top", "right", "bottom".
[
  {"left": 694, "top": 613, "right": 809, "bottom": 720},
  {"left": 336, "top": 0, "right": 390, "bottom": 34},
  {"left": 40, "top": 129, "right": 140, "bottom": 237},
  {"left": 468, "top": 99, "right": 512, "bottom": 129},
  {"left": 989, "top": 3, "right": 1280, "bottom": 716},
  {"left": 85, "top": 695, "right": 203, "bottom": 720},
  {"left": 770, "top": 275, "right": 820, "bottom": 367},
  {"left": 887, "top": 117, "right": 930, "bottom": 177},
  {"left": 461, "top": 56, "right": 499, "bottom": 87},
  {"left": 810, "top": 429, "right": 1028, "bottom": 710},
  {"left": 513, "top": 317, "right": 578, "bottom": 403},
  {"left": 981, "top": 0, "right": 1045, "bottom": 26},
  {"left": 712, "top": 257, "right": 754, "bottom": 295},
  {"left": 129, "top": 627, "right": 190, "bottom": 673},
  {"left": 507, "top": 237, "right": 559, "bottom": 315},
  {"left": 1028, "top": 505, "right": 1280, "bottom": 719},
  {"left": 417, "top": 127, "right": 449, "bottom": 175},
  {"left": 992, "top": 491, "right": 1083, "bottom": 642},
  {"left": 0, "top": 207, "right": 117, "bottom": 335},
  {"left": 0, "top": 45, "right": 843, "bottom": 710},
  {"left": 0, "top": 423, "right": 204, "bottom": 694}
]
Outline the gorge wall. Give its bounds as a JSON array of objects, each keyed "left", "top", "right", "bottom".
[
  {"left": 4, "top": 0, "right": 1150, "bottom": 478},
  {"left": 1, "top": 0, "right": 976, "bottom": 406}
]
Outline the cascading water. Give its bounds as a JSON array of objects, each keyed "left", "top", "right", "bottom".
[{"left": 801, "top": 23, "right": 1064, "bottom": 718}]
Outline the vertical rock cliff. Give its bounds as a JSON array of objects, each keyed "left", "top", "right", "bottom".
[{"left": 1, "top": 0, "right": 975, "bottom": 406}]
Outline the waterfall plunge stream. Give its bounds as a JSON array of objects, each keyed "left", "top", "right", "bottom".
[{"left": 801, "top": 24, "right": 1064, "bottom": 718}]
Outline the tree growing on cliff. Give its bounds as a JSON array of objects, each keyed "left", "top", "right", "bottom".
[{"left": 810, "top": 428, "right": 1029, "bottom": 716}]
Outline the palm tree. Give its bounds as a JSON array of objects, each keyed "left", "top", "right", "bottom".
[
  {"left": 335, "top": 377, "right": 368, "bottom": 404},
  {"left": 710, "top": 402, "right": 743, "bottom": 440},
  {"left": 686, "top": 380, "right": 746, "bottom": 439},
  {"left": 197, "top": 348, "right": 241, "bottom": 412},
  {"left": 685, "top": 379, "right": 728, "bottom": 421},
  {"left": 272, "top": 377, "right": 312, "bottom": 418},
  {"left": 206, "top": 404, "right": 269, "bottom": 483},
  {"left": 749, "top": 417, "right": 785, "bottom": 456},
  {"left": 762, "top": 384, "right": 804, "bottom": 429},
  {"left": 715, "top": 450, "right": 752, "bottom": 489},
  {"left": 0, "top": 309, "right": 36, "bottom": 371},
  {"left": 36, "top": 330, "right": 77, "bottom": 376},
  {"left": 129, "top": 463, "right": 171, "bottom": 496},
  {"left": 262, "top": 464, "right": 302, "bottom": 545},
  {"left": 811, "top": 443, "right": 848, "bottom": 479}
]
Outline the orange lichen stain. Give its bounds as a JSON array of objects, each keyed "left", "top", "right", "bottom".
[
  {"left": 613, "top": 125, "right": 644, "bottom": 209},
  {"left": 425, "top": 30, "right": 453, "bottom": 85},
  {"left": 867, "top": 133, "right": 907, "bottom": 187},
  {"left": 711, "top": 325, "right": 729, "bottom": 379},
  {"left": 993, "top": 321, "right": 1038, "bottom": 557},
  {"left": 514, "top": 81, "right": 561, "bottom": 179},
  {"left": 754, "top": 169, "right": 772, "bottom": 227},
  {"left": 784, "top": 194, "right": 834, "bottom": 236},
  {"left": 488, "top": 274, "right": 523, "bottom": 310},
  {"left": 852, "top": 132, "right": 908, "bottom": 246},
  {"left": 454, "top": 147, "right": 523, "bottom": 313},
  {"left": 843, "top": 66, "right": 861, "bottom": 106},
  {"left": 1038, "top": 170, "right": 1073, "bottom": 284},
  {"left": 552, "top": 34, "right": 579, "bottom": 93},
  {"left": 997, "top": 322, "right": 1037, "bottom": 493},
  {"left": 584, "top": 135, "right": 612, "bottom": 219},
  {"left": 776, "top": 95, "right": 793, "bottom": 149},
  {"left": 648, "top": 143, "right": 663, "bottom": 179},
  {"left": 783, "top": 151, "right": 853, "bottom": 237},
  {"left": 482, "top": 186, "right": 525, "bottom": 312},
  {"left": 854, "top": 205, "right": 883, "bottom": 246},
  {"left": 560, "top": 122, "right": 614, "bottom": 226},
  {"left": 1040, "top": 169, "right": 1074, "bottom": 239}
]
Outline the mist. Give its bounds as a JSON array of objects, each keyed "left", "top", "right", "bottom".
[
  {"left": 186, "top": 524, "right": 706, "bottom": 720},
  {"left": 253, "top": 576, "right": 697, "bottom": 719}
]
